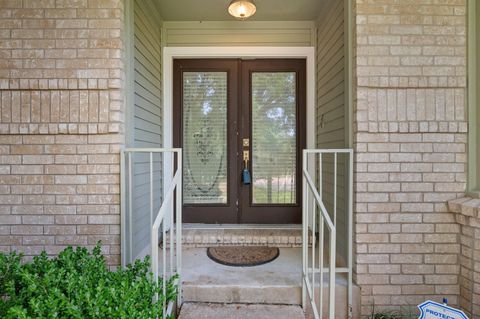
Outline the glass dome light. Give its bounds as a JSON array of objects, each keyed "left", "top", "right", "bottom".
[{"left": 228, "top": 0, "right": 256, "bottom": 20}]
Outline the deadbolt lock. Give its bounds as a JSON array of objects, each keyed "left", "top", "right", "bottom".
[{"left": 243, "top": 138, "right": 250, "bottom": 147}]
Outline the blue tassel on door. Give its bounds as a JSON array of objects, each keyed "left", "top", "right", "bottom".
[{"left": 242, "top": 168, "right": 251, "bottom": 185}]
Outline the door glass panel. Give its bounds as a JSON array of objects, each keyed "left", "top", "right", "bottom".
[
  {"left": 251, "top": 72, "right": 297, "bottom": 204},
  {"left": 183, "top": 72, "right": 228, "bottom": 204}
]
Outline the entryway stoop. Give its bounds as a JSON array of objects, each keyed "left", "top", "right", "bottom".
[{"left": 177, "top": 243, "right": 361, "bottom": 319}]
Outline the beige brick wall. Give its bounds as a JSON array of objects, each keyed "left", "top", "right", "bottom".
[
  {"left": 0, "top": 0, "right": 124, "bottom": 265},
  {"left": 354, "top": 0, "right": 467, "bottom": 314}
]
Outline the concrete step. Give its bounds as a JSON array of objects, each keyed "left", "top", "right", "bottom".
[
  {"left": 180, "top": 247, "right": 361, "bottom": 318},
  {"left": 181, "top": 247, "right": 301, "bottom": 304},
  {"left": 178, "top": 302, "right": 305, "bottom": 319}
]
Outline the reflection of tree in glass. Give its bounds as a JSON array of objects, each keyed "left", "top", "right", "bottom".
[
  {"left": 183, "top": 72, "right": 227, "bottom": 204},
  {"left": 252, "top": 72, "right": 296, "bottom": 204}
]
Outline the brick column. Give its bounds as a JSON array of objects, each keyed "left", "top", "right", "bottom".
[
  {"left": 354, "top": 0, "right": 467, "bottom": 314},
  {"left": 0, "top": 0, "right": 125, "bottom": 265}
]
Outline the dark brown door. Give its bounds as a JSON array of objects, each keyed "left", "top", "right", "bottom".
[
  {"left": 239, "top": 60, "right": 306, "bottom": 224},
  {"left": 173, "top": 59, "right": 239, "bottom": 223},
  {"left": 173, "top": 59, "right": 305, "bottom": 224}
]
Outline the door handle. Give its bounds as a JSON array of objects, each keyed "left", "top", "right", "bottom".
[{"left": 242, "top": 150, "right": 251, "bottom": 185}]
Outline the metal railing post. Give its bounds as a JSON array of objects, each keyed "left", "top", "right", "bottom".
[
  {"left": 318, "top": 153, "right": 323, "bottom": 319},
  {"left": 329, "top": 228, "right": 336, "bottom": 319},
  {"left": 128, "top": 152, "right": 133, "bottom": 264},
  {"left": 120, "top": 150, "right": 126, "bottom": 267},
  {"left": 176, "top": 150, "right": 183, "bottom": 306},
  {"left": 347, "top": 150, "right": 353, "bottom": 318},
  {"left": 319, "top": 214, "right": 324, "bottom": 319},
  {"left": 162, "top": 211, "right": 166, "bottom": 319},
  {"left": 302, "top": 150, "right": 308, "bottom": 310},
  {"left": 151, "top": 216, "right": 159, "bottom": 306},
  {"left": 150, "top": 152, "right": 153, "bottom": 243}
]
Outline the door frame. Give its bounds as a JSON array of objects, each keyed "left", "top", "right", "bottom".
[{"left": 163, "top": 47, "right": 316, "bottom": 218}]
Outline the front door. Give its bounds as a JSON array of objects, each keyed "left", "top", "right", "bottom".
[{"left": 173, "top": 59, "right": 305, "bottom": 224}]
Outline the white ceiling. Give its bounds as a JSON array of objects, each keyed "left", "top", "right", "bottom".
[{"left": 157, "top": 0, "right": 329, "bottom": 21}]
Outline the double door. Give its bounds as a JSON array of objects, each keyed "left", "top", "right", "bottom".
[{"left": 173, "top": 59, "right": 305, "bottom": 224}]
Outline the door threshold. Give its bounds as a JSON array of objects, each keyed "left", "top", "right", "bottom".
[{"left": 183, "top": 223, "right": 302, "bottom": 230}]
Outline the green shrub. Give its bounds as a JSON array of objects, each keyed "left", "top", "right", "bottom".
[{"left": 0, "top": 243, "right": 177, "bottom": 319}]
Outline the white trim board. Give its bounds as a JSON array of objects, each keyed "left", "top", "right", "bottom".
[{"left": 162, "top": 46, "right": 316, "bottom": 202}]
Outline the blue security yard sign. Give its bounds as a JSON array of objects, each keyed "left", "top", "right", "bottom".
[{"left": 418, "top": 300, "right": 469, "bottom": 319}]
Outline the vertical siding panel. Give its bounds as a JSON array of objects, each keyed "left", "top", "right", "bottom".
[
  {"left": 316, "top": 1, "right": 348, "bottom": 264},
  {"left": 132, "top": 0, "right": 163, "bottom": 259}
]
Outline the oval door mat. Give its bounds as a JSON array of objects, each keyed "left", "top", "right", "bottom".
[{"left": 207, "top": 246, "right": 280, "bottom": 267}]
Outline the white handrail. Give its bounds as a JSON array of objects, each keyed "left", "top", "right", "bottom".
[
  {"left": 303, "top": 167, "right": 334, "bottom": 231},
  {"left": 151, "top": 169, "right": 180, "bottom": 302},
  {"left": 302, "top": 149, "right": 353, "bottom": 319},
  {"left": 303, "top": 167, "right": 336, "bottom": 319},
  {"left": 124, "top": 147, "right": 180, "bottom": 152},
  {"left": 152, "top": 171, "right": 181, "bottom": 230},
  {"left": 121, "top": 148, "right": 182, "bottom": 319},
  {"left": 303, "top": 149, "right": 352, "bottom": 154}
]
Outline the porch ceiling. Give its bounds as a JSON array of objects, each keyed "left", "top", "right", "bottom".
[{"left": 157, "top": 0, "right": 330, "bottom": 21}]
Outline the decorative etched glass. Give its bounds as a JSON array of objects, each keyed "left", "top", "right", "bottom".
[
  {"left": 183, "top": 72, "right": 228, "bottom": 204},
  {"left": 251, "top": 72, "right": 297, "bottom": 204}
]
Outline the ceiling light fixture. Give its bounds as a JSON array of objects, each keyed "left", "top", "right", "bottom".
[{"left": 228, "top": 0, "right": 256, "bottom": 20}]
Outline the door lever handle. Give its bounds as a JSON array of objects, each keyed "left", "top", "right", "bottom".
[{"left": 243, "top": 150, "right": 249, "bottom": 162}]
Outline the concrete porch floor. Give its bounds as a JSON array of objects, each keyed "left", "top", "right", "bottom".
[{"left": 182, "top": 247, "right": 308, "bottom": 299}]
